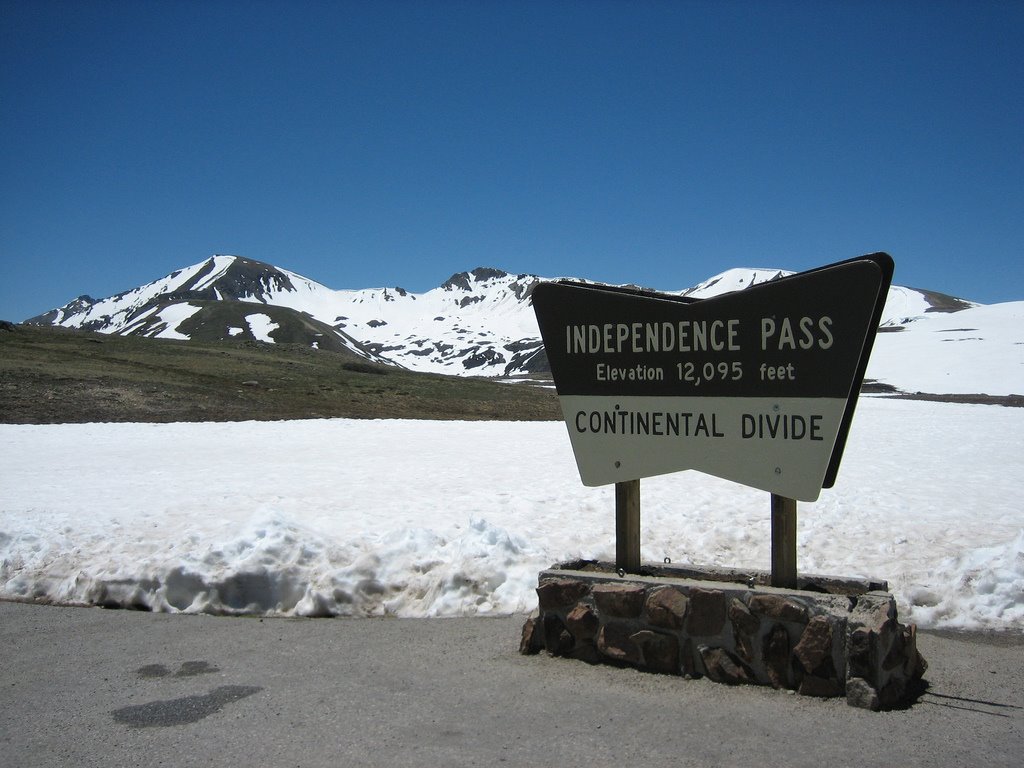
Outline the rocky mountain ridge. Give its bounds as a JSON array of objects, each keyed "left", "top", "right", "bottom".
[{"left": 27, "top": 254, "right": 983, "bottom": 381}]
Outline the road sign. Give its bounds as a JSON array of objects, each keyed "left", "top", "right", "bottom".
[{"left": 532, "top": 253, "right": 893, "bottom": 501}]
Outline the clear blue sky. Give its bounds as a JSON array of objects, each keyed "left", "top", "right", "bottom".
[{"left": 2, "top": 0, "right": 1021, "bottom": 321}]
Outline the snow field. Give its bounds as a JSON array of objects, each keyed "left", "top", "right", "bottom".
[
  {"left": 866, "top": 301, "right": 1024, "bottom": 396},
  {"left": 1, "top": 399, "right": 1021, "bottom": 629}
]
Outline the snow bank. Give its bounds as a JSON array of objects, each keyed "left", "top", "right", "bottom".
[
  {"left": 867, "top": 301, "right": 1024, "bottom": 396},
  {"left": 1, "top": 401, "right": 1022, "bottom": 629}
]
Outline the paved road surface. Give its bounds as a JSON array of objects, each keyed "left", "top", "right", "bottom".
[{"left": 1, "top": 601, "right": 1021, "bottom": 767}]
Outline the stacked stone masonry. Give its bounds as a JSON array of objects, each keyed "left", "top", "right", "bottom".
[{"left": 520, "top": 562, "right": 926, "bottom": 710}]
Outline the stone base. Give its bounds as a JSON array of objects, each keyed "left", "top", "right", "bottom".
[{"left": 520, "top": 560, "right": 926, "bottom": 711}]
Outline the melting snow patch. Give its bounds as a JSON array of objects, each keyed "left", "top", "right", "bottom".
[
  {"left": 153, "top": 303, "right": 203, "bottom": 340},
  {"left": 246, "top": 314, "right": 278, "bottom": 342}
]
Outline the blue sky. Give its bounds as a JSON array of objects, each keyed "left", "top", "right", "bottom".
[{"left": 2, "top": 0, "right": 1021, "bottom": 321}]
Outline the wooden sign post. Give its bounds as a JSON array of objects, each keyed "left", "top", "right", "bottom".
[
  {"left": 770, "top": 494, "right": 798, "bottom": 588},
  {"left": 615, "top": 479, "right": 641, "bottom": 573}
]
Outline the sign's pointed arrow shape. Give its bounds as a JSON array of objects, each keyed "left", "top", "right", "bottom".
[{"left": 532, "top": 253, "right": 893, "bottom": 501}]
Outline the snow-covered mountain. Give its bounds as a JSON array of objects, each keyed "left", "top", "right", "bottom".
[
  {"left": 27, "top": 256, "right": 387, "bottom": 361},
  {"left": 27, "top": 256, "right": 548, "bottom": 373},
  {"left": 26, "top": 254, "right": 1023, "bottom": 395}
]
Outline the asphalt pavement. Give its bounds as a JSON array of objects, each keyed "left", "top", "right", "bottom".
[{"left": 1, "top": 600, "right": 1021, "bottom": 767}]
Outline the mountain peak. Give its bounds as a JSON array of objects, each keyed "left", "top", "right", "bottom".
[
  {"left": 681, "top": 267, "right": 792, "bottom": 299},
  {"left": 185, "top": 255, "right": 299, "bottom": 301},
  {"left": 440, "top": 267, "right": 510, "bottom": 291}
]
